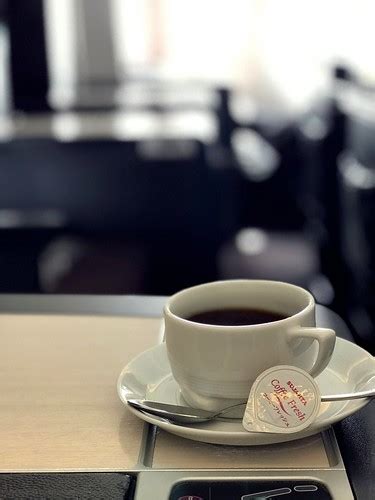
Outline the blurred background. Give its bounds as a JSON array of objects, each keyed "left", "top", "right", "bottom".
[{"left": 1, "top": 0, "right": 375, "bottom": 350}]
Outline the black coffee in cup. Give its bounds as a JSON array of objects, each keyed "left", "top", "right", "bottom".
[{"left": 187, "top": 308, "right": 287, "bottom": 326}]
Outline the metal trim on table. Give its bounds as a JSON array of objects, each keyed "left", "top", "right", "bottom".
[{"left": 0, "top": 294, "right": 167, "bottom": 317}]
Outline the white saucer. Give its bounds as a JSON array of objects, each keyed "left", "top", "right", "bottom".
[{"left": 117, "top": 338, "right": 375, "bottom": 446}]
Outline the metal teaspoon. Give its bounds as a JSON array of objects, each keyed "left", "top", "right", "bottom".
[{"left": 127, "top": 387, "right": 375, "bottom": 425}]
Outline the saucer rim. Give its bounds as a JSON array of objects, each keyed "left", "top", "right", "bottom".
[{"left": 117, "top": 338, "right": 374, "bottom": 445}]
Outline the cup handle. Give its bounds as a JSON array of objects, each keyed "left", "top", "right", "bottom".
[{"left": 288, "top": 327, "right": 336, "bottom": 377}]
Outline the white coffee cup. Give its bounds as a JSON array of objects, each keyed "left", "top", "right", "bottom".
[{"left": 164, "top": 280, "right": 336, "bottom": 411}]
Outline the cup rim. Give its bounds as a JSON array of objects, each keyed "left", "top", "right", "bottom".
[{"left": 164, "top": 279, "right": 315, "bottom": 330}]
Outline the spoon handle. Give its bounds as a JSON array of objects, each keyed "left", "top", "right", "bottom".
[{"left": 321, "top": 387, "right": 375, "bottom": 402}]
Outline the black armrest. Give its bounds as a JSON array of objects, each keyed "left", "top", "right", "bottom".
[
  {"left": 335, "top": 405, "right": 375, "bottom": 500},
  {"left": 0, "top": 473, "right": 135, "bottom": 500}
]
